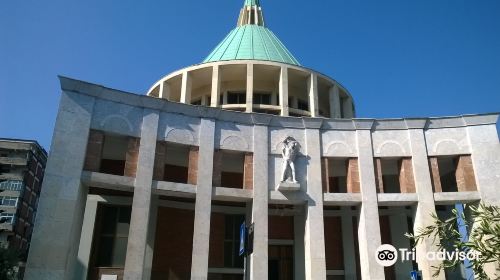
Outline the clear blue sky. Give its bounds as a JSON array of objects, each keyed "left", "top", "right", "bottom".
[{"left": 1, "top": 0, "right": 499, "bottom": 150}]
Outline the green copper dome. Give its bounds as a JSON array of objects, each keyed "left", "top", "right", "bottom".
[
  {"left": 203, "top": 25, "right": 300, "bottom": 66},
  {"left": 202, "top": 0, "right": 300, "bottom": 66}
]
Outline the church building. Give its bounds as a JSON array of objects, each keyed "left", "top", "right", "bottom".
[{"left": 25, "top": 0, "right": 500, "bottom": 279}]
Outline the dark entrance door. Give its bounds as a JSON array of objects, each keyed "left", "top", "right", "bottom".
[{"left": 268, "top": 245, "right": 293, "bottom": 280}]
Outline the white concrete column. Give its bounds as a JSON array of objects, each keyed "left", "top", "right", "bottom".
[
  {"left": 246, "top": 63, "right": 254, "bottom": 112},
  {"left": 211, "top": 65, "right": 221, "bottom": 107},
  {"left": 341, "top": 214, "right": 357, "bottom": 279},
  {"left": 190, "top": 118, "right": 216, "bottom": 280},
  {"left": 25, "top": 91, "right": 95, "bottom": 280},
  {"left": 307, "top": 73, "right": 319, "bottom": 117},
  {"left": 249, "top": 120, "right": 270, "bottom": 280},
  {"left": 406, "top": 120, "right": 446, "bottom": 280},
  {"left": 123, "top": 109, "right": 159, "bottom": 280},
  {"left": 181, "top": 71, "right": 192, "bottom": 104},
  {"left": 159, "top": 81, "right": 170, "bottom": 100},
  {"left": 329, "top": 85, "right": 341, "bottom": 118},
  {"left": 343, "top": 98, "right": 354, "bottom": 118},
  {"left": 74, "top": 197, "right": 99, "bottom": 280},
  {"left": 303, "top": 119, "right": 327, "bottom": 280},
  {"left": 354, "top": 121, "right": 385, "bottom": 279},
  {"left": 279, "top": 66, "right": 289, "bottom": 116}
]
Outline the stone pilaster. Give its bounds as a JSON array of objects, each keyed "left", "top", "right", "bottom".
[
  {"left": 406, "top": 122, "right": 445, "bottom": 280},
  {"left": 190, "top": 118, "right": 216, "bottom": 279},
  {"left": 249, "top": 123, "right": 269, "bottom": 280},
  {"left": 25, "top": 91, "right": 95, "bottom": 280},
  {"left": 303, "top": 119, "right": 327, "bottom": 280},
  {"left": 354, "top": 122, "right": 385, "bottom": 279},
  {"left": 123, "top": 109, "right": 159, "bottom": 280}
]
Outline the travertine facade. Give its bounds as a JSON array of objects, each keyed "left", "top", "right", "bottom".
[
  {"left": 25, "top": 1, "right": 500, "bottom": 280},
  {"left": 24, "top": 76, "right": 500, "bottom": 280}
]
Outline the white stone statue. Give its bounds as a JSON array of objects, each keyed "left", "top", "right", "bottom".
[{"left": 280, "top": 136, "right": 301, "bottom": 183}]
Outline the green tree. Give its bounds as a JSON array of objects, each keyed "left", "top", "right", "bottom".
[{"left": 407, "top": 203, "right": 500, "bottom": 279}]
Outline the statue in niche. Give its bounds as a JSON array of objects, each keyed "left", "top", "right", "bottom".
[{"left": 280, "top": 136, "right": 301, "bottom": 183}]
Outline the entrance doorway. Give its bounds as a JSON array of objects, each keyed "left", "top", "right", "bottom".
[{"left": 268, "top": 245, "right": 293, "bottom": 280}]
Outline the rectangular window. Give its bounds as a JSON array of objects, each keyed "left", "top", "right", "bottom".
[
  {"left": 214, "top": 150, "right": 252, "bottom": 189},
  {"left": 224, "top": 215, "right": 245, "bottom": 268},
  {"left": 93, "top": 205, "right": 131, "bottom": 267},
  {"left": 0, "top": 180, "right": 23, "bottom": 191},
  {"left": 0, "top": 213, "right": 15, "bottom": 224},
  {"left": 324, "top": 158, "right": 348, "bottom": 193},
  {"left": 0, "top": 164, "right": 10, "bottom": 174},
  {"left": 156, "top": 143, "right": 199, "bottom": 184},
  {"left": 254, "top": 92, "right": 271, "bottom": 105},
  {"left": 322, "top": 158, "right": 359, "bottom": 193},
  {"left": 227, "top": 92, "right": 246, "bottom": 104},
  {"left": 0, "top": 196, "right": 18, "bottom": 207},
  {"left": 99, "top": 135, "right": 130, "bottom": 176},
  {"left": 375, "top": 158, "right": 415, "bottom": 193},
  {"left": 191, "top": 99, "right": 202, "bottom": 105},
  {"left": 297, "top": 99, "right": 309, "bottom": 111},
  {"left": 430, "top": 155, "right": 477, "bottom": 192}
]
